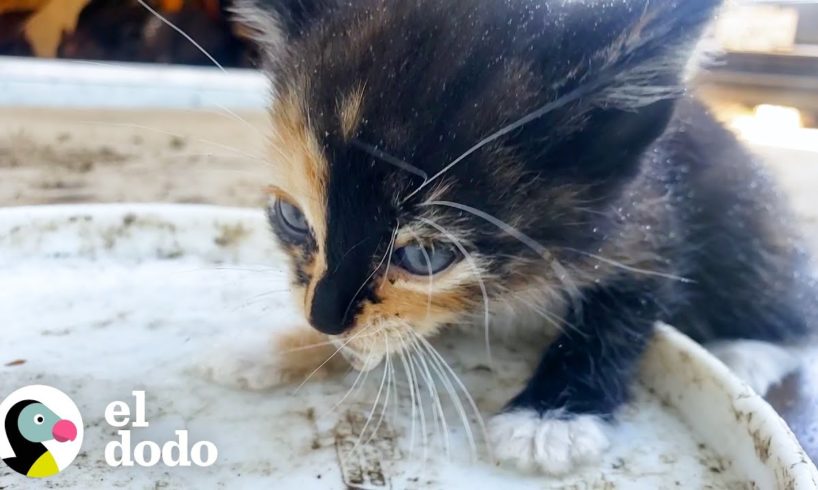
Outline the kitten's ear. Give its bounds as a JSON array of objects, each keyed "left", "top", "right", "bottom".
[
  {"left": 533, "top": 0, "right": 721, "bottom": 187},
  {"left": 581, "top": 0, "right": 721, "bottom": 109},
  {"left": 231, "top": 0, "right": 328, "bottom": 59}
]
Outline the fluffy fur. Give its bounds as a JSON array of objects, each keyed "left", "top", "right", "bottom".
[{"left": 227, "top": 0, "right": 817, "bottom": 474}]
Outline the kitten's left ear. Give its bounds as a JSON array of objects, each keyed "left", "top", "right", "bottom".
[
  {"left": 532, "top": 0, "right": 722, "bottom": 187},
  {"left": 231, "top": 0, "right": 329, "bottom": 60}
]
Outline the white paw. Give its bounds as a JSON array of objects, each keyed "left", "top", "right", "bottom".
[
  {"left": 707, "top": 340, "right": 800, "bottom": 396},
  {"left": 488, "top": 410, "right": 611, "bottom": 476}
]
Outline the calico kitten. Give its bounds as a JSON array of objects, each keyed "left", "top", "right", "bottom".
[{"left": 222, "top": 0, "right": 816, "bottom": 475}]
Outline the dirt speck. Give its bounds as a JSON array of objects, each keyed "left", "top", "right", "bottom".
[
  {"left": 214, "top": 223, "right": 249, "bottom": 247},
  {"left": 4, "top": 359, "right": 25, "bottom": 367},
  {"left": 751, "top": 429, "right": 772, "bottom": 463},
  {"left": 169, "top": 135, "right": 187, "bottom": 150},
  {"left": 305, "top": 407, "right": 316, "bottom": 422}
]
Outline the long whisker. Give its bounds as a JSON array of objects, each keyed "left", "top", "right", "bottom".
[
  {"left": 406, "top": 333, "right": 450, "bottom": 458},
  {"left": 380, "top": 225, "right": 399, "bottom": 288},
  {"left": 516, "top": 295, "right": 587, "bottom": 339},
  {"left": 407, "top": 230, "right": 434, "bottom": 320},
  {"left": 395, "top": 333, "right": 418, "bottom": 457},
  {"left": 425, "top": 200, "right": 691, "bottom": 283},
  {"left": 351, "top": 139, "right": 428, "bottom": 181},
  {"left": 556, "top": 246, "right": 694, "bottom": 282},
  {"left": 404, "top": 343, "right": 429, "bottom": 461},
  {"left": 410, "top": 328, "right": 477, "bottom": 461},
  {"left": 293, "top": 326, "right": 371, "bottom": 393},
  {"left": 405, "top": 80, "right": 602, "bottom": 200},
  {"left": 74, "top": 120, "right": 270, "bottom": 164},
  {"left": 363, "top": 340, "right": 393, "bottom": 446},
  {"left": 136, "top": 0, "right": 226, "bottom": 73},
  {"left": 275, "top": 339, "right": 337, "bottom": 354},
  {"left": 352, "top": 333, "right": 389, "bottom": 453},
  {"left": 342, "top": 235, "right": 393, "bottom": 322},
  {"left": 411, "top": 330, "right": 492, "bottom": 463},
  {"left": 323, "top": 343, "right": 376, "bottom": 418},
  {"left": 214, "top": 103, "right": 266, "bottom": 137},
  {"left": 419, "top": 217, "right": 492, "bottom": 365}
]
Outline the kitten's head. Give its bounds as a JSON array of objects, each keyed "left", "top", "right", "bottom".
[{"left": 235, "top": 0, "right": 719, "bottom": 369}]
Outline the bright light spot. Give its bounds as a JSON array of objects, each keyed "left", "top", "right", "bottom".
[
  {"left": 730, "top": 104, "right": 818, "bottom": 153},
  {"left": 754, "top": 104, "right": 803, "bottom": 130}
]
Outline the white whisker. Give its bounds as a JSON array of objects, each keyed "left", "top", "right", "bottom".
[
  {"left": 352, "top": 333, "right": 390, "bottom": 453},
  {"left": 342, "top": 236, "right": 393, "bottom": 322},
  {"left": 426, "top": 200, "right": 691, "bottom": 283},
  {"left": 407, "top": 230, "right": 434, "bottom": 320},
  {"left": 404, "top": 346, "right": 429, "bottom": 461},
  {"left": 275, "top": 339, "right": 335, "bottom": 355},
  {"left": 406, "top": 81, "right": 601, "bottom": 200},
  {"left": 214, "top": 103, "right": 266, "bottom": 137},
  {"left": 406, "top": 333, "right": 450, "bottom": 457},
  {"left": 74, "top": 120, "right": 269, "bottom": 164},
  {"left": 380, "top": 225, "right": 399, "bottom": 288},
  {"left": 411, "top": 329, "right": 477, "bottom": 461},
  {"left": 419, "top": 217, "right": 492, "bottom": 365},
  {"left": 351, "top": 139, "right": 428, "bottom": 181},
  {"left": 557, "top": 246, "right": 694, "bottom": 283},
  {"left": 395, "top": 334, "right": 418, "bottom": 457},
  {"left": 323, "top": 345, "right": 375, "bottom": 418},
  {"left": 363, "top": 343, "right": 394, "bottom": 447},
  {"left": 516, "top": 296, "right": 587, "bottom": 339},
  {"left": 294, "top": 326, "right": 371, "bottom": 393},
  {"left": 412, "top": 330, "right": 492, "bottom": 463},
  {"left": 136, "top": 0, "right": 226, "bottom": 73}
]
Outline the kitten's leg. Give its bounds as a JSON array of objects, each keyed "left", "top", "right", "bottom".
[
  {"left": 489, "top": 282, "right": 657, "bottom": 475},
  {"left": 199, "top": 326, "right": 346, "bottom": 390}
]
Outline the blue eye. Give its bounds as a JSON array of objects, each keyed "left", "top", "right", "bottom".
[
  {"left": 394, "top": 243, "right": 458, "bottom": 275},
  {"left": 274, "top": 199, "right": 310, "bottom": 238}
]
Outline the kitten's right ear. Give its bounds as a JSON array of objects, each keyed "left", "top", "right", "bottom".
[{"left": 231, "top": 0, "right": 328, "bottom": 59}]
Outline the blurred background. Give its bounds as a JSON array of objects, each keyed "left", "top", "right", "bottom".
[{"left": 0, "top": 0, "right": 817, "bottom": 457}]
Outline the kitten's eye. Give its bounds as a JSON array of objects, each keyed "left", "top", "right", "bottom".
[
  {"left": 394, "top": 243, "right": 458, "bottom": 275},
  {"left": 275, "top": 199, "right": 310, "bottom": 238}
]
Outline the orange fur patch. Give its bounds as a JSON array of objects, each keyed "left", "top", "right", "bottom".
[
  {"left": 337, "top": 85, "right": 365, "bottom": 140},
  {"left": 356, "top": 278, "right": 470, "bottom": 339},
  {"left": 272, "top": 327, "right": 345, "bottom": 380},
  {"left": 267, "top": 91, "right": 330, "bottom": 311}
]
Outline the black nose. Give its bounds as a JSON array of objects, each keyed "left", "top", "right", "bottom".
[{"left": 309, "top": 273, "right": 357, "bottom": 335}]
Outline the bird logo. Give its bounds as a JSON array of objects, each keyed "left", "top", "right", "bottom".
[{"left": 0, "top": 385, "right": 83, "bottom": 479}]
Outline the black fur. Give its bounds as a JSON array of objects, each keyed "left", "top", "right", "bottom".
[
  {"left": 2, "top": 400, "right": 46, "bottom": 476},
  {"left": 242, "top": 0, "right": 817, "bottom": 425}
]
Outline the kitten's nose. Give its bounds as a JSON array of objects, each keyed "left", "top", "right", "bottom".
[{"left": 309, "top": 274, "right": 356, "bottom": 335}]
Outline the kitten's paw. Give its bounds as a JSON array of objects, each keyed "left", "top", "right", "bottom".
[
  {"left": 197, "top": 347, "right": 290, "bottom": 390},
  {"left": 195, "top": 327, "right": 342, "bottom": 391},
  {"left": 707, "top": 340, "right": 800, "bottom": 396},
  {"left": 488, "top": 410, "right": 610, "bottom": 476}
]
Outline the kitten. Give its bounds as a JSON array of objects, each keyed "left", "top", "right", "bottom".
[{"left": 220, "top": 0, "right": 816, "bottom": 475}]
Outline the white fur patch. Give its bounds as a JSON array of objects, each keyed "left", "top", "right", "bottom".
[
  {"left": 707, "top": 340, "right": 801, "bottom": 396},
  {"left": 488, "top": 410, "right": 611, "bottom": 476}
]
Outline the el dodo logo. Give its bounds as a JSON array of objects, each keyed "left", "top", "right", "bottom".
[{"left": 0, "top": 385, "right": 83, "bottom": 478}]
